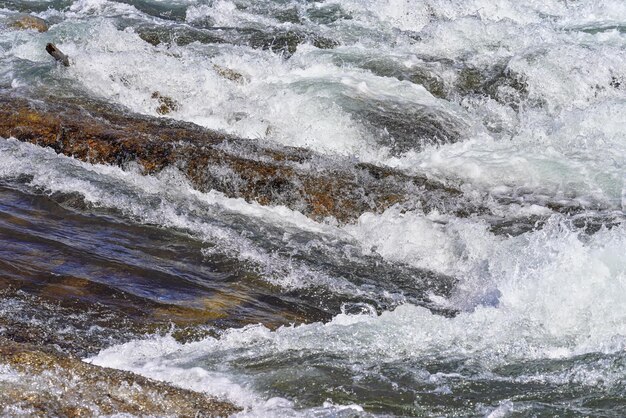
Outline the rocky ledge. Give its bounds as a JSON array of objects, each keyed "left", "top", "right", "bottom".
[
  {"left": 0, "top": 89, "right": 618, "bottom": 235},
  {"left": 0, "top": 337, "right": 239, "bottom": 417},
  {"left": 0, "top": 92, "right": 483, "bottom": 223}
]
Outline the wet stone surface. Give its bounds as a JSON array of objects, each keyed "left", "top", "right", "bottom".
[
  {"left": 0, "top": 90, "right": 620, "bottom": 235},
  {"left": 0, "top": 338, "right": 239, "bottom": 417},
  {"left": 8, "top": 14, "right": 48, "bottom": 32},
  {"left": 240, "top": 28, "right": 339, "bottom": 57},
  {"left": 0, "top": 91, "right": 484, "bottom": 223},
  {"left": 0, "top": 184, "right": 335, "bottom": 346}
]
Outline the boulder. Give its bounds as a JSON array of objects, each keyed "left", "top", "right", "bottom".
[
  {"left": 9, "top": 14, "right": 48, "bottom": 32},
  {"left": 0, "top": 93, "right": 478, "bottom": 223},
  {"left": 0, "top": 338, "right": 239, "bottom": 417}
]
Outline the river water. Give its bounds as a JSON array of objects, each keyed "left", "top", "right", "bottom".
[{"left": 1, "top": 0, "right": 626, "bottom": 416}]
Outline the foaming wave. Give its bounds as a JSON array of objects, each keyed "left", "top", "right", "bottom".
[
  {"left": 11, "top": 0, "right": 621, "bottom": 207},
  {"left": 89, "top": 204, "right": 626, "bottom": 415},
  {"left": 69, "top": 21, "right": 377, "bottom": 157},
  {"left": 88, "top": 216, "right": 626, "bottom": 414},
  {"left": 389, "top": 98, "right": 626, "bottom": 208},
  {"left": 0, "top": 138, "right": 412, "bottom": 307}
]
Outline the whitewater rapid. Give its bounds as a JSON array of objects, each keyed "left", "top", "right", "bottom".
[{"left": 1, "top": 0, "right": 626, "bottom": 416}]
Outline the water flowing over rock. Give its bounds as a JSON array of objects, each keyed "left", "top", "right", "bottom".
[
  {"left": 0, "top": 91, "right": 618, "bottom": 234},
  {"left": 2, "top": 0, "right": 626, "bottom": 415},
  {"left": 0, "top": 338, "right": 239, "bottom": 417},
  {"left": 8, "top": 14, "right": 48, "bottom": 32},
  {"left": 0, "top": 93, "right": 482, "bottom": 224}
]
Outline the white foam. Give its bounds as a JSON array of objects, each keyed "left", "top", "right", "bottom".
[
  {"left": 387, "top": 98, "right": 626, "bottom": 208},
  {"left": 0, "top": 138, "right": 372, "bottom": 297},
  {"left": 3, "top": 0, "right": 626, "bottom": 413},
  {"left": 20, "top": 0, "right": 621, "bottom": 207},
  {"left": 4, "top": 0, "right": 624, "bottom": 208},
  {"left": 86, "top": 209, "right": 626, "bottom": 413}
]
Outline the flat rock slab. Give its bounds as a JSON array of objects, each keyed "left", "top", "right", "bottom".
[
  {"left": 0, "top": 338, "right": 239, "bottom": 417},
  {"left": 0, "top": 92, "right": 479, "bottom": 223}
]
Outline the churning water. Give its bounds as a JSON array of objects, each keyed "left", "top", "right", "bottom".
[{"left": 1, "top": 0, "right": 626, "bottom": 416}]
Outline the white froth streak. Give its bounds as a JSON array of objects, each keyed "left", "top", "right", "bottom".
[
  {"left": 6, "top": 139, "right": 615, "bottom": 415},
  {"left": 0, "top": 138, "right": 387, "bottom": 299},
  {"left": 87, "top": 215, "right": 626, "bottom": 413}
]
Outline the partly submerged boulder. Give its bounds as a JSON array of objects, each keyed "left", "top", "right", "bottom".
[
  {"left": 0, "top": 92, "right": 479, "bottom": 223},
  {"left": 0, "top": 338, "right": 239, "bottom": 417},
  {"left": 2, "top": 92, "right": 613, "bottom": 233},
  {"left": 8, "top": 14, "right": 49, "bottom": 32}
]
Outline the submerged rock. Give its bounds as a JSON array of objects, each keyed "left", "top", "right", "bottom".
[
  {"left": 213, "top": 64, "right": 247, "bottom": 84},
  {"left": 352, "top": 99, "right": 463, "bottom": 154},
  {"left": 151, "top": 91, "right": 179, "bottom": 115},
  {"left": 0, "top": 92, "right": 480, "bottom": 223},
  {"left": 245, "top": 29, "right": 339, "bottom": 57},
  {"left": 455, "top": 64, "right": 528, "bottom": 108},
  {"left": 351, "top": 57, "right": 447, "bottom": 99},
  {"left": 117, "top": 0, "right": 187, "bottom": 22},
  {"left": 9, "top": 14, "right": 49, "bottom": 32},
  {"left": 0, "top": 338, "right": 239, "bottom": 417},
  {"left": 137, "top": 25, "right": 225, "bottom": 47},
  {"left": 139, "top": 24, "right": 339, "bottom": 57},
  {"left": 274, "top": 6, "right": 302, "bottom": 24},
  {"left": 306, "top": 4, "right": 353, "bottom": 24}
]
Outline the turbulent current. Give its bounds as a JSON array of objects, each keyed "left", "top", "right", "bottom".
[{"left": 1, "top": 0, "right": 626, "bottom": 416}]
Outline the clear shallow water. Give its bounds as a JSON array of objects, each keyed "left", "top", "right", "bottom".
[{"left": 1, "top": 0, "right": 626, "bottom": 416}]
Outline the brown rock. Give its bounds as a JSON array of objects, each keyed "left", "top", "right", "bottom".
[
  {"left": 151, "top": 91, "right": 180, "bottom": 115},
  {"left": 0, "top": 93, "right": 483, "bottom": 223},
  {"left": 9, "top": 15, "right": 49, "bottom": 32},
  {"left": 0, "top": 338, "right": 239, "bottom": 417}
]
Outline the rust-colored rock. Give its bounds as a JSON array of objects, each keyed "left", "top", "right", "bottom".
[{"left": 0, "top": 93, "right": 478, "bottom": 223}]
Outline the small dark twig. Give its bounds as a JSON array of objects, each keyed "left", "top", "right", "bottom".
[{"left": 45, "top": 43, "right": 70, "bottom": 67}]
